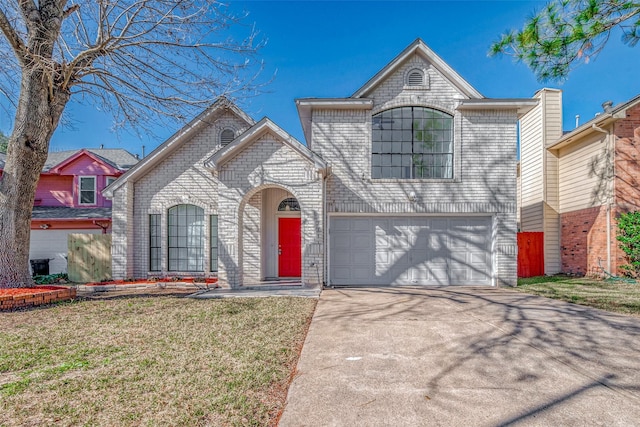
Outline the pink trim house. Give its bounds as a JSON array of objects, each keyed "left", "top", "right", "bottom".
[{"left": 0, "top": 148, "right": 138, "bottom": 274}]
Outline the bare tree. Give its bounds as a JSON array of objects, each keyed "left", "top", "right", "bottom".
[{"left": 0, "top": 0, "right": 263, "bottom": 288}]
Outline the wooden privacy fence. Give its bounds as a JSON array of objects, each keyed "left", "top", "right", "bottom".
[
  {"left": 517, "top": 232, "right": 544, "bottom": 278},
  {"left": 68, "top": 234, "right": 112, "bottom": 283}
]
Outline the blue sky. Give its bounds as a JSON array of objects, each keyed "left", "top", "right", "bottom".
[{"left": 3, "top": 1, "right": 640, "bottom": 157}]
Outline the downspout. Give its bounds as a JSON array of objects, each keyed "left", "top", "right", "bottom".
[
  {"left": 591, "top": 123, "right": 612, "bottom": 273},
  {"left": 322, "top": 167, "right": 330, "bottom": 288}
]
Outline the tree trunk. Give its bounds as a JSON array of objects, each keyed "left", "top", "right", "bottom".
[{"left": 0, "top": 69, "right": 68, "bottom": 288}]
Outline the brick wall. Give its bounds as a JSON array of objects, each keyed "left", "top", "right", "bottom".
[
  {"left": 614, "top": 103, "right": 640, "bottom": 214},
  {"left": 561, "top": 205, "right": 620, "bottom": 276},
  {"left": 311, "top": 80, "right": 519, "bottom": 285},
  {"left": 217, "top": 132, "right": 324, "bottom": 287},
  {"left": 124, "top": 110, "right": 252, "bottom": 279},
  {"left": 0, "top": 287, "right": 76, "bottom": 310}
]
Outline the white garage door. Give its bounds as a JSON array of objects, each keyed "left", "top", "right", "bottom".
[
  {"left": 329, "top": 216, "right": 492, "bottom": 286},
  {"left": 30, "top": 229, "right": 102, "bottom": 274}
]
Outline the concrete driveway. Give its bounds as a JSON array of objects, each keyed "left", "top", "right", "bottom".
[{"left": 279, "top": 287, "right": 640, "bottom": 426}]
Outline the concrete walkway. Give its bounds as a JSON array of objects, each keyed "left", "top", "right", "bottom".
[{"left": 279, "top": 287, "right": 640, "bottom": 426}]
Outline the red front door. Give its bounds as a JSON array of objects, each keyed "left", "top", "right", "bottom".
[{"left": 278, "top": 217, "right": 301, "bottom": 277}]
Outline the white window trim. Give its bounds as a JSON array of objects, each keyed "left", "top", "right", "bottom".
[
  {"left": 106, "top": 176, "right": 117, "bottom": 187},
  {"left": 78, "top": 176, "right": 97, "bottom": 205},
  {"left": 404, "top": 68, "right": 429, "bottom": 90}
]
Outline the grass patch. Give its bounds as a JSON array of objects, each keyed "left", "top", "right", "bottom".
[
  {"left": 0, "top": 296, "right": 316, "bottom": 426},
  {"left": 515, "top": 275, "right": 640, "bottom": 316}
]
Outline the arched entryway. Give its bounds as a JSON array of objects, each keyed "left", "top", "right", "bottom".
[{"left": 239, "top": 186, "right": 302, "bottom": 285}]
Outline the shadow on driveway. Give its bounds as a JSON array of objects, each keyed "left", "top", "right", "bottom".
[{"left": 279, "top": 286, "right": 640, "bottom": 426}]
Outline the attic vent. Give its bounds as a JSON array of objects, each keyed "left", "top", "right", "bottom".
[
  {"left": 407, "top": 70, "right": 424, "bottom": 86},
  {"left": 220, "top": 129, "right": 235, "bottom": 146}
]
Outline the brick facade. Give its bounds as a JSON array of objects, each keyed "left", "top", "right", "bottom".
[
  {"left": 109, "top": 40, "right": 523, "bottom": 287},
  {"left": 560, "top": 206, "right": 620, "bottom": 276}
]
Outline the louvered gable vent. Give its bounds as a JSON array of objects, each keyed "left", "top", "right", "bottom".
[
  {"left": 407, "top": 70, "right": 424, "bottom": 86},
  {"left": 220, "top": 129, "right": 234, "bottom": 146}
]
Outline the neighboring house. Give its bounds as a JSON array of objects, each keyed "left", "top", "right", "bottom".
[
  {"left": 0, "top": 148, "right": 139, "bottom": 274},
  {"left": 105, "top": 39, "right": 536, "bottom": 288},
  {"left": 519, "top": 89, "right": 640, "bottom": 276}
]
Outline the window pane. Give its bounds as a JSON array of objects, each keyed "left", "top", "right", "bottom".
[
  {"left": 80, "top": 177, "right": 95, "bottom": 190},
  {"left": 168, "top": 205, "right": 204, "bottom": 272},
  {"left": 149, "top": 214, "right": 161, "bottom": 271},
  {"left": 371, "top": 107, "right": 453, "bottom": 179},
  {"left": 80, "top": 192, "right": 94, "bottom": 204}
]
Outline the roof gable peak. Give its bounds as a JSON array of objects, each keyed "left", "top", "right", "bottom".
[
  {"left": 205, "top": 117, "right": 326, "bottom": 171},
  {"left": 352, "top": 38, "right": 482, "bottom": 99}
]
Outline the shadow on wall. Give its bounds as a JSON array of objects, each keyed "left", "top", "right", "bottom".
[{"left": 320, "top": 111, "right": 517, "bottom": 285}]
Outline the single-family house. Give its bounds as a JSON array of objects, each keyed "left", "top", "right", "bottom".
[
  {"left": 519, "top": 89, "right": 640, "bottom": 276},
  {"left": 105, "top": 39, "right": 536, "bottom": 288},
  {"left": 0, "top": 148, "right": 139, "bottom": 274}
]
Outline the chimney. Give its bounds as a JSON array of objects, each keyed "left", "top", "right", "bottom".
[
  {"left": 135, "top": 153, "right": 139, "bottom": 160},
  {"left": 602, "top": 101, "right": 614, "bottom": 113},
  {"left": 575, "top": 115, "right": 580, "bottom": 128}
]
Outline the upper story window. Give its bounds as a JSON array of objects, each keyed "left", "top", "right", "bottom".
[
  {"left": 79, "top": 176, "right": 96, "bottom": 205},
  {"left": 106, "top": 176, "right": 117, "bottom": 187},
  {"left": 372, "top": 107, "right": 453, "bottom": 179},
  {"left": 220, "top": 128, "right": 235, "bottom": 146}
]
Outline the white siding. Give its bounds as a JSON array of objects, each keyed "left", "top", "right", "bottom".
[{"left": 518, "top": 88, "right": 563, "bottom": 274}]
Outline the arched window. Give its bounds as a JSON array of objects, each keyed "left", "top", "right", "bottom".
[
  {"left": 371, "top": 107, "right": 453, "bottom": 179},
  {"left": 278, "top": 197, "right": 300, "bottom": 211},
  {"left": 220, "top": 128, "right": 235, "bottom": 146},
  {"left": 168, "top": 204, "right": 204, "bottom": 271}
]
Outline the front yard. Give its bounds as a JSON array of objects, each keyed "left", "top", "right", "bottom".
[
  {"left": 515, "top": 275, "right": 640, "bottom": 316},
  {"left": 0, "top": 296, "right": 316, "bottom": 426}
]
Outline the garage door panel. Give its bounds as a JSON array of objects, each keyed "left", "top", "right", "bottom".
[
  {"left": 353, "top": 251, "right": 371, "bottom": 264},
  {"left": 352, "top": 218, "right": 370, "bottom": 231},
  {"left": 353, "top": 235, "right": 371, "bottom": 249},
  {"left": 332, "top": 234, "right": 351, "bottom": 249},
  {"left": 332, "top": 218, "right": 352, "bottom": 231},
  {"left": 330, "top": 216, "right": 492, "bottom": 286}
]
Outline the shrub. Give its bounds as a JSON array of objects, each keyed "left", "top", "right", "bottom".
[{"left": 617, "top": 211, "right": 640, "bottom": 277}]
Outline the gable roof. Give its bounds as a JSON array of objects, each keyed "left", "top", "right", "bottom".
[
  {"left": 103, "top": 97, "right": 256, "bottom": 197},
  {"left": 204, "top": 117, "right": 326, "bottom": 171},
  {"left": 548, "top": 93, "right": 640, "bottom": 150},
  {"left": 47, "top": 149, "right": 130, "bottom": 174},
  {"left": 352, "top": 38, "right": 483, "bottom": 99},
  {"left": 0, "top": 148, "right": 137, "bottom": 173}
]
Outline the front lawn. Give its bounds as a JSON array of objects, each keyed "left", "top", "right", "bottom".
[
  {"left": 515, "top": 275, "right": 640, "bottom": 316},
  {"left": 0, "top": 296, "right": 316, "bottom": 426}
]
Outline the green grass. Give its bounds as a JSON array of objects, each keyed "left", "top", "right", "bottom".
[
  {"left": 0, "top": 296, "right": 316, "bottom": 426},
  {"left": 515, "top": 275, "right": 640, "bottom": 316}
]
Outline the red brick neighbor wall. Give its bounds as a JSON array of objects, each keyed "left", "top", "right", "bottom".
[
  {"left": 614, "top": 109, "right": 640, "bottom": 214},
  {"left": 561, "top": 206, "right": 621, "bottom": 276}
]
